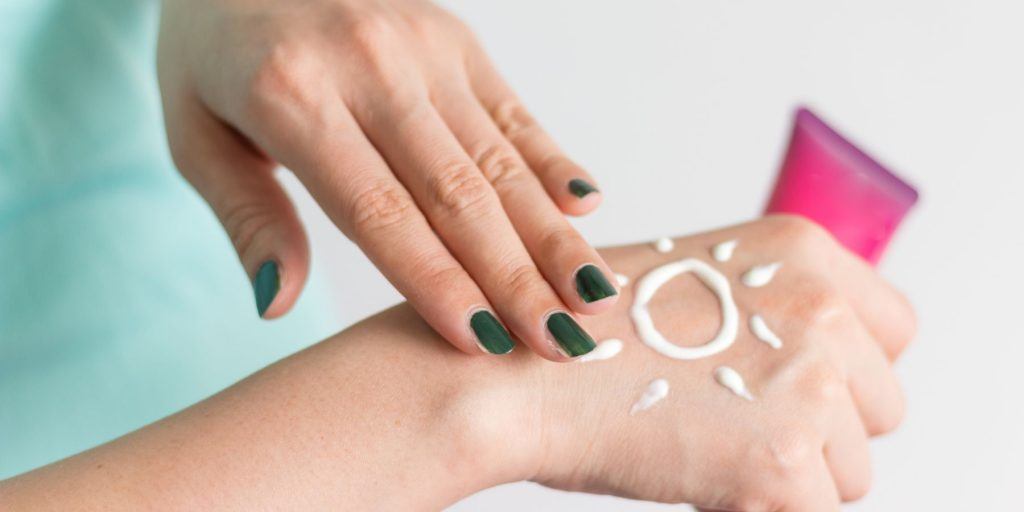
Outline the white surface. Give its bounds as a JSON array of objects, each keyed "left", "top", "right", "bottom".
[{"left": 287, "top": 0, "right": 1024, "bottom": 509}]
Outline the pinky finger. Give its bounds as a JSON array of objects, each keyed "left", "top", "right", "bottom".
[{"left": 465, "top": 47, "right": 602, "bottom": 217}]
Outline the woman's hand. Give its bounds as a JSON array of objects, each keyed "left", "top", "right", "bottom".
[
  {"left": 521, "top": 216, "right": 916, "bottom": 510},
  {"left": 2, "top": 217, "right": 915, "bottom": 510},
  {"left": 157, "top": 0, "right": 615, "bottom": 359}
]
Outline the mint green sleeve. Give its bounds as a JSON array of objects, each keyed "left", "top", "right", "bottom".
[{"left": 0, "top": 0, "right": 339, "bottom": 477}]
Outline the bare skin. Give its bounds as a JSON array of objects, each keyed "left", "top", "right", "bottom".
[
  {"left": 0, "top": 217, "right": 916, "bottom": 511},
  {"left": 158, "top": 0, "right": 615, "bottom": 359}
]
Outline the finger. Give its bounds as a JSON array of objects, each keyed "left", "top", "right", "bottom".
[
  {"left": 229, "top": 91, "right": 513, "bottom": 355},
  {"left": 465, "top": 46, "right": 601, "bottom": 217},
  {"left": 827, "top": 245, "right": 917, "bottom": 361},
  {"left": 833, "top": 315, "right": 906, "bottom": 436},
  {"left": 781, "top": 456, "right": 841, "bottom": 512},
  {"left": 350, "top": 92, "right": 593, "bottom": 360},
  {"left": 165, "top": 97, "right": 308, "bottom": 319},
  {"left": 432, "top": 84, "right": 620, "bottom": 316},
  {"left": 823, "top": 393, "right": 873, "bottom": 502}
]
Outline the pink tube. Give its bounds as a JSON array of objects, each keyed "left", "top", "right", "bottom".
[{"left": 765, "top": 107, "right": 919, "bottom": 265}]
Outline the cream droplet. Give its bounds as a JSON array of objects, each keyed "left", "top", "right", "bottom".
[
  {"left": 653, "top": 237, "right": 674, "bottom": 253},
  {"left": 741, "top": 262, "right": 782, "bottom": 287},
  {"left": 578, "top": 338, "right": 623, "bottom": 362},
  {"left": 711, "top": 239, "right": 739, "bottom": 262},
  {"left": 615, "top": 273, "right": 630, "bottom": 286},
  {"left": 714, "top": 366, "right": 754, "bottom": 401},
  {"left": 631, "top": 378, "right": 670, "bottom": 414},
  {"left": 749, "top": 314, "right": 783, "bottom": 349}
]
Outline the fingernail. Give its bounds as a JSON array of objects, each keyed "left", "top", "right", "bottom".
[
  {"left": 546, "top": 312, "right": 596, "bottom": 357},
  {"left": 568, "top": 178, "right": 599, "bottom": 198},
  {"left": 575, "top": 264, "right": 618, "bottom": 303},
  {"left": 253, "top": 260, "right": 280, "bottom": 318},
  {"left": 470, "top": 310, "right": 515, "bottom": 355}
]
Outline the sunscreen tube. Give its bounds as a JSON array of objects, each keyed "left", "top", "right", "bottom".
[{"left": 765, "top": 107, "right": 919, "bottom": 265}]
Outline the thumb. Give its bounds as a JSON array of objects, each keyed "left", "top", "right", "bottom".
[{"left": 166, "top": 99, "right": 310, "bottom": 319}]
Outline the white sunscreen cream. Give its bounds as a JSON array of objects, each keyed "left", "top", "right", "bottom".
[
  {"left": 741, "top": 262, "right": 782, "bottom": 288},
  {"left": 630, "top": 258, "right": 739, "bottom": 360},
  {"left": 711, "top": 239, "right": 738, "bottom": 262},
  {"left": 749, "top": 314, "right": 783, "bottom": 349},
  {"left": 714, "top": 366, "right": 754, "bottom": 401},
  {"left": 653, "top": 237, "right": 674, "bottom": 253},
  {"left": 631, "top": 378, "right": 670, "bottom": 415},
  {"left": 615, "top": 273, "right": 630, "bottom": 286},
  {"left": 578, "top": 338, "right": 623, "bottom": 362}
]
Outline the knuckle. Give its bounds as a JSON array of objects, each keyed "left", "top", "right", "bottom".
[
  {"left": 490, "top": 98, "right": 536, "bottom": 140},
  {"left": 428, "top": 163, "right": 495, "bottom": 217},
  {"left": 769, "top": 213, "right": 833, "bottom": 252},
  {"left": 804, "top": 363, "right": 847, "bottom": 405},
  {"left": 539, "top": 226, "right": 581, "bottom": 260},
  {"left": 346, "top": 14, "right": 395, "bottom": 55},
  {"left": 474, "top": 145, "right": 526, "bottom": 191},
  {"left": 245, "top": 40, "right": 318, "bottom": 120},
  {"left": 538, "top": 154, "right": 576, "bottom": 176},
  {"left": 221, "top": 199, "right": 279, "bottom": 261},
  {"left": 348, "top": 182, "right": 413, "bottom": 235},
  {"left": 764, "top": 428, "right": 818, "bottom": 476},
  {"left": 503, "top": 263, "right": 544, "bottom": 299},
  {"left": 418, "top": 262, "right": 467, "bottom": 293},
  {"left": 794, "top": 280, "right": 849, "bottom": 331}
]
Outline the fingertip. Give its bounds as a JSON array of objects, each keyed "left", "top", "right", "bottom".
[
  {"left": 570, "top": 292, "right": 620, "bottom": 316},
  {"left": 569, "top": 262, "right": 620, "bottom": 315},
  {"left": 542, "top": 311, "right": 597, "bottom": 361},
  {"left": 252, "top": 250, "right": 309, "bottom": 320},
  {"left": 560, "top": 178, "right": 602, "bottom": 216},
  {"left": 468, "top": 308, "right": 517, "bottom": 355}
]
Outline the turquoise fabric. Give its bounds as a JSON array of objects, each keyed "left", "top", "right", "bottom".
[{"left": 0, "top": 0, "right": 338, "bottom": 477}]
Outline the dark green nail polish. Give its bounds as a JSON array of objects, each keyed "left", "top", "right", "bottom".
[
  {"left": 575, "top": 264, "right": 618, "bottom": 303},
  {"left": 546, "top": 312, "right": 596, "bottom": 357},
  {"left": 470, "top": 310, "right": 515, "bottom": 355},
  {"left": 253, "top": 260, "right": 280, "bottom": 318},
  {"left": 568, "top": 178, "right": 599, "bottom": 198}
]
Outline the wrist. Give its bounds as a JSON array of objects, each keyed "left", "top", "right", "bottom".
[
  {"left": 437, "top": 342, "right": 547, "bottom": 494},
  {"left": 350, "top": 306, "right": 545, "bottom": 506}
]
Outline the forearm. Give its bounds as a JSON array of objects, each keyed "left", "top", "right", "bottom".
[
  {"left": 1, "top": 219, "right": 914, "bottom": 510},
  {"left": 0, "top": 307, "right": 538, "bottom": 511}
]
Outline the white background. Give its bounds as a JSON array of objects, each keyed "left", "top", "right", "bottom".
[{"left": 286, "top": 1, "right": 1024, "bottom": 509}]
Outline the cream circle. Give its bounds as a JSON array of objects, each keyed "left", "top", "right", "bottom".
[{"left": 630, "top": 258, "right": 739, "bottom": 360}]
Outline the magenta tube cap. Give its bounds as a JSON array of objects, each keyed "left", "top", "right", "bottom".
[{"left": 764, "top": 107, "right": 919, "bottom": 265}]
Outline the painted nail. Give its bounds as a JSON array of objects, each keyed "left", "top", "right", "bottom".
[
  {"left": 568, "top": 178, "right": 599, "bottom": 198},
  {"left": 470, "top": 310, "right": 515, "bottom": 355},
  {"left": 253, "top": 260, "right": 280, "bottom": 318},
  {"left": 546, "top": 312, "right": 596, "bottom": 357},
  {"left": 575, "top": 264, "right": 618, "bottom": 303}
]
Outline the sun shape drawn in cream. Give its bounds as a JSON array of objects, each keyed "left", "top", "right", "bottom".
[{"left": 629, "top": 240, "right": 785, "bottom": 400}]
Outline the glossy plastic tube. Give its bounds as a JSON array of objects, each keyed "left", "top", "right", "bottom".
[{"left": 765, "top": 107, "right": 919, "bottom": 265}]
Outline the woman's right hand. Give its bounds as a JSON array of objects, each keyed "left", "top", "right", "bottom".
[
  {"left": 509, "top": 216, "right": 916, "bottom": 510},
  {"left": 157, "top": 0, "right": 616, "bottom": 360}
]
